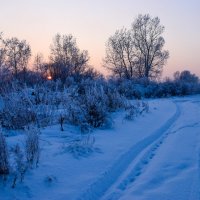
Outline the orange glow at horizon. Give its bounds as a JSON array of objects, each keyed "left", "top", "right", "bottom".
[{"left": 1, "top": 0, "right": 199, "bottom": 78}]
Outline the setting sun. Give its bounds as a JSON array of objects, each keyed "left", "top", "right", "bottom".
[{"left": 47, "top": 75, "right": 52, "bottom": 80}]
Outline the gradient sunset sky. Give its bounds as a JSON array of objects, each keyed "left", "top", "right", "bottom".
[{"left": 1, "top": 0, "right": 199, "bottom": 77}]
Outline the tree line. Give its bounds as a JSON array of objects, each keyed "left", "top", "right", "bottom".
[
  {"left": 0, "top": 32, "right": 99, "bottom": 85},
  {"left": 0, "top": 14, "right": 171, "bottom": 84}
]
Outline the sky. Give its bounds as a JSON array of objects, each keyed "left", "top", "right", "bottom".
[{"left": 0, "top": 0, "right": 200, "bottom": 78}]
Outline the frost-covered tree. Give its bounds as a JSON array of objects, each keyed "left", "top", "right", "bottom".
[
  {"left": 49, "top": 33, "right": 89, "bottom": 81},
  {"left": 132, "top": 14, "right": 169, "bottom": 79},
  {"left": 0, "top": 33, "right": 7, "bottom": 69},
  {"left": 104, "top": 14, "right": 169, "bottom": 79},
  {"left": 0, "top": 33, "right": 11, "bottom": 84},
  {"left": 104, "top": 28, "right": 135, "bottom": 79},
  {"left": 33, "top": 53, "right": 45, "bottom": 73},
  {"left": 5, "top": 37, "right": 31, "bottom": 80}
]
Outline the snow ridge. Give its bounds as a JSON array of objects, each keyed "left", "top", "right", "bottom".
[{"left": 77, "top": 101, "right": 180, "bottom": 200}]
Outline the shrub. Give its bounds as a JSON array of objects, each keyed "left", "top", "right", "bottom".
[
  {"left": 104, "top": 83, "right": 126, "bottom": 111},
  {"left": 1, "top": 91, "right": 37, "bottom": 129},
  {"left": 66, "top": 135, "right": 96, "bottom": 158},
  {"left": 0, "top": 128, "right": 9, "bottom": 175},
  {"left": 65, "top": 82, "right": 109, "bottom": 130},
  {"left": 25, "top": 126, "right": 40, "bottom": 167},
  {"left": 11, "top": 144, "right": 27, "bottom": 188},
  {"left": 83, "top": 85, "right": 108, "bottom": 128},
  {"left": 125, "top": 101, "right": 149, "bottom": 120}
]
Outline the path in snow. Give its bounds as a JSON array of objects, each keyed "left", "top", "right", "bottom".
[
  {"left": 78, "top": 100, "right": 182, "bottom": 200},
  {"left": 103, "top": 99, "right": 200, "bottom": 200},
  {"left": 1, "top": 97, "right": 200, "bottom": 200}
]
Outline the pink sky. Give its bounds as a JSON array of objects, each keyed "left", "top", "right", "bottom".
[{"left": 0, "top": 0, "right": 199, "bottom": 78}]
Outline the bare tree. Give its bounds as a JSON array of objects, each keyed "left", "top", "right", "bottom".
[
  {"left": 0, "top": 33, "right": 13, "bottom": 81},
  {"left": 0, "top": 33, "right": 6, "bottom": 69},
  {"left": 33, "top": 53, "right": 44, "bottom": 73},
  {"left": 33, "top": 53, "right": 49, "bottom": 80},
  {"left": 0, "top": 33, "right": 11, "bottom": 84},
  {"left": 132, "top": 14, "right": 169, "bottom": 79},
  {"left": 49, "top": 33, "right": 89, "bottom": 81},
  {"left": 104, "top": 14, "right": 169, "bottom": 80},
  {"left": 104, "top": 28, "right": 135, "bottom": 79},
  {"left": 5, "top": 37, "right": 31, "bottom": 80}
]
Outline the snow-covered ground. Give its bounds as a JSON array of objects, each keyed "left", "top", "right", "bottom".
[{"left": 1, "top": 96, "right": 200, "bottom": 200}]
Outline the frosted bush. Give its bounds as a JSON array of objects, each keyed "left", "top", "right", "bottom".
[
  {"left": 66, "top": 135, "right": 96, "bottom": 158},
  {"left": 25, "top": 126, "right": 40, "bottom": 167},
  {"left": 0, "top": 85, "right": 57, "bottom": 129},
  {"left": 105, "top": 84, "right": 126, "bottom": 111},
  {"left": 11, "top": 144, "right": 27, "bottom": 188},
  {"left": 1, "top": 92, "right": 37, "bottom": 129},
  {"left": 83, "top": 85, "right": 108, "bottom": 128},
  {"left": 125, "top": 101, "right": 149, "bottom": 120},
  {"left": 65, "top": 83, "right": 110, "bottom": 130},
  {"left": 0, "top": 128, "right": 9, "bottom": 175},
  {"left": 66, "top": 100, "right": 86, "bottom": 126}
]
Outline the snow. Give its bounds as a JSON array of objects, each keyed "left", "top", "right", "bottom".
[
  {"left": 117, "top": 97, "right": 200, "bottom": 200},
  {"left": 1, "top": 96, "right": 200, "bottom": 200}
]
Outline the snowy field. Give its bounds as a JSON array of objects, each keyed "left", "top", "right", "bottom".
[{"left": 1, "top": 95, "right": 200, "bottom": 200}]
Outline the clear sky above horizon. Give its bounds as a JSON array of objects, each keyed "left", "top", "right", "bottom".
[{"left": 0, "top": 0, "right": 199, "bottom": 78}]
